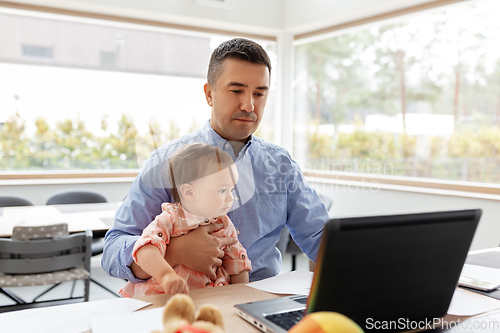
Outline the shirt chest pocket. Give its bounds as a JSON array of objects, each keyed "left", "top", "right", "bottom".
[{"left": 257, "top": 193, "right": 287, "bottom": 237}]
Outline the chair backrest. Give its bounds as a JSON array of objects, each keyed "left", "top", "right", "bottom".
[
  {"left": 0, "top": 230, "right": 92, "bottom": 275},
  {"left": 12, "top": 223, "right": 69, "bottom": 241},
  {"left": 46, "top": 189, "right": 108, "bottom": 205},
  {"left": 0, "top": 194, "right": 35, "bottom": 207}
]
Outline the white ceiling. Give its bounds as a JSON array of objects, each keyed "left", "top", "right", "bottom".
[
  {"left": 5, "top": 0, "right": 442, "bottom": 37},
  {"left": 283, "top": 0, "right": 440, "bottom": 34}
]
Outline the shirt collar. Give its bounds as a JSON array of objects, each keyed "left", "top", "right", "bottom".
[
  {"left": 202, "top": 120, "right": 254, "bottom": 157},
  {"left": 176, "top": 202, "right": 217, "bottom": 226}
]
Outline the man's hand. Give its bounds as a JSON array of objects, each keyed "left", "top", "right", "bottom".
[{"left": 165, "top": 223, "right": 238, "bottom": 280}]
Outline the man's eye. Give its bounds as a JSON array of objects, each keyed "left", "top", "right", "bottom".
[
  {"left": 255, "top": 92, "right": 264, "bottom": 97},
  {"left": 219, "top": 189, "right": 226, "bottom": 194},
  {"left": 231, "top": 90, "right": 241, "bottom": 94}
]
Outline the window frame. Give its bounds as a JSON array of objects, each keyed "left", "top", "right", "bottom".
[
  {"left": 290, "top": 0, "right": 499, "bottom": 199},
  {"left": 0, "top": 1, "right": 276, "bottom": 42},
  {"left": 304, "top": 171, "right": 500, "bottom": 197},
  {"left": 0, "top": 1, "right": 278, "bottom": 180},
  {"left": 2, "top": 0, "right": 498, "bottom": 201}
]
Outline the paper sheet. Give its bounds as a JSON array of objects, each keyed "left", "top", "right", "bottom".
[
  {"left": 0, "top": 298, "right": 150, "bottom": 333},
  {"left": 86, "top": 281, "right": 500, "bottom": 333},
  {"left": 0, "top": 206, "right": 65, "bottom": 228},
  {"left": 64, "top": 209, "right": 117, "bottom": 220},
  {"left": 246, "top": 270, "right": 313, "bottom": 295},
  {"left": 90, "top": 307, "right": 164, "bottom": 333},
  {"left": 448, "top": 288, "right": 500, "bottom": 316},
  {"left": 1, "top": 205, "right": 63, "bottom": 221},
  {"left": 461, "top": 264, "right": 500, "bottom": 285},
  {"left": 0, "top": 205, "right": 111, "bottom": 236},
  {"left": 61, "top": 215, "right": 110, "bottom": 233}
]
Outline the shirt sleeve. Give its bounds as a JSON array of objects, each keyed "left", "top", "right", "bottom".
[
  {"left": 283, "top": 156, "right": 330, "bottom": 262},
  {"left": 131, "top": 208, "right": 175, "bottom": 264},
  {"left": 220, "top": 216, "right": 252, "bottom": 275},
  {"left": 101, "top": 148, "right": 171, "bottom": 283}
]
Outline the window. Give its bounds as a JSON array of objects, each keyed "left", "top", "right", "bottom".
[
  {"left": 100, "top": 51, "right": 116, "bottom": 68},
  {"left": 293, "top": 0, "right": 500, "bottom": 185},
  {"left": 0, "top": 7, "right": 277, "bottom": 172},
  {"left": 22, "top": 45, "right": 53, "bottom": 58}
]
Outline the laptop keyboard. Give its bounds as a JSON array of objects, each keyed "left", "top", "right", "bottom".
[{"left": 265, "top": 309, "right": 305, "bottom": 331}]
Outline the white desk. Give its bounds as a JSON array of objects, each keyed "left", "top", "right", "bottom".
[
  {"left": 0, "top": 202, "right": 120, "bottom": 237},
  {"left": 3, "top": 250, "right": 500, "bottom": 332}
]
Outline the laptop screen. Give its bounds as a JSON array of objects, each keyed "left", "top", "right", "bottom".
[{"left": 308, "top": 209, "right": 482, "bottom": 330}]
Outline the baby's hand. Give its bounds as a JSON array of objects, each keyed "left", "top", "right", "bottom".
[{"left": 160, "top": 272, "right": 188, "bottom": 295}]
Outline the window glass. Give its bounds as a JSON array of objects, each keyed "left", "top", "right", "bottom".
[
  {"left": 293, "top": 0, "right": 500, "bottom": 184},
  {"left": 22, "top": 45, "right": 53, "bottom": 58},
  {"left": 0, "top": 8, "right": 276, "bottom": 171}
]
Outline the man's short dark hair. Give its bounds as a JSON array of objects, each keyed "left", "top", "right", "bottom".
[{"left": 207, "top": 38, "right": 272, "bottom": 87}]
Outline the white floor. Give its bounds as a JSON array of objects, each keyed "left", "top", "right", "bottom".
[{"left": 0, "top": 252, "right": 311, "bottom": 307}]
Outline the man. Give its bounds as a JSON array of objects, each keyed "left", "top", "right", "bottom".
[{"left": 102, "top": 38, "right": 329, "bottom": 284}]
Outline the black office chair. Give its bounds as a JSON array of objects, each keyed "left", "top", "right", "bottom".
[
  {"left": 277, "top": 192, "right": 334, "bottom": 271},
  {"left": 46, "top": 189, "right": 120, "bottom": 297},
  {"left": 0, "top": 193, "right": 35, "bottom": 207},
  {"left": 46, "top": 189, "right": 107, "bottom": 205}
]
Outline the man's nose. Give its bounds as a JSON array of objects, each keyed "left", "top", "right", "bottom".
[{"left": 240, "top": 93, "right": 255, "bottom": 112}]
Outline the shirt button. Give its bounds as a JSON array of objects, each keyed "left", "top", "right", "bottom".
[
  {"left": 235, "top": 196, "right": 239, "bottom": 201},
  {"left": 241, "top": 254, "right": 245, "bottom": 259},
  {"left": 225, "top": 143, "right": 230, "bottom": 149},
  {"left": 205, "top": 218, "right": 209, "bottom": 222},
  {"left": 158, "top": 232, "right": 163, "bottom": 237},
  {"left": 236, "top": 229, "right": 240, "bottom": 235}
]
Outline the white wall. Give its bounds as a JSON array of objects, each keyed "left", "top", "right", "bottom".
[
  {"left": 3, "top": 179, "right": 499, "bottom": 251},
  {"left": 0, "top": 180, "right": 133, "bottom": 205},
  {"left": 309, "top": 180, "right": 500, "bottom": 251}
]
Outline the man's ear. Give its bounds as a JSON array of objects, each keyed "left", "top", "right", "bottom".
[
  {"left": 204, "top": 82, "right": 213, "bottom": 107},
  {"left": 179, "top": 184, "right": 195, "bottom": 201}
]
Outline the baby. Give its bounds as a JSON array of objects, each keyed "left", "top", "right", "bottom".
[{"left": 120, "top": 143, "right": 251, "bottom": 297}]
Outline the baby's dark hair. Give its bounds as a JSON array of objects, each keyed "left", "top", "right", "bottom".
[{"left": 166, "top": 143, "right": 235, "bottom": 203}]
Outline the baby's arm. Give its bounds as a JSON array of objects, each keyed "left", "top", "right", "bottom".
[
  {"left": 230, "top": 270, "right": 249, "bottom": 284},
  {"left": 135, "top": 244, "right": 188, "bottom": 294}
]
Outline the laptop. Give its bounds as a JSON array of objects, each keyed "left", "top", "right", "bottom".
[{"left": 235, "top": 209, "right": 482, "bottom": 332}]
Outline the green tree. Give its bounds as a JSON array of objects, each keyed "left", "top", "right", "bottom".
[
  {"left": 296, "top": 31, "right": 373, "bottom": 132},
  {"left": 99, "top": 113, "right": 139, "bottom": 168},
  {"left": 483, "top": 59, "right": 500, "bottom": 127},
  {"left": 29, "top": 117, "right": 59, "bottom": 169},
  {"left": 370, "top": 21, "right": 442, "bottom": 132},
  {"left": 54, "top": 117, "right": 96, "bottom": 169},
  {"left": 0, "top": 112, "right": 29, "bottom": 169}
]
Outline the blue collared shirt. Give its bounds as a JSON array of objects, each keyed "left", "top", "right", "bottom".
[{"left": 102, "top": 121, "right": 329, "bottom": 283}]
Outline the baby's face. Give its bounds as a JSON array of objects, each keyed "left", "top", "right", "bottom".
[{"left": 189, "top": 164, "right": 239, "bottom": 218}]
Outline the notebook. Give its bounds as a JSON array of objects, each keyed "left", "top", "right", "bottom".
[{"left": 235, "top": 209, "right": 482, "bottom": 332}]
